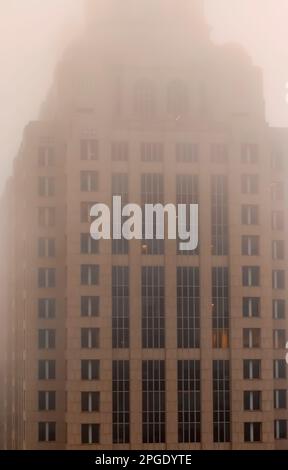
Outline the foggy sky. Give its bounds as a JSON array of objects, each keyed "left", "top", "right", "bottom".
[{"left": 0, "top": 0, "right": 288, "bottom": 193}]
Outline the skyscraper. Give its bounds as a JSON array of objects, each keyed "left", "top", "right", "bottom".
[{"left": 0, "top": 0, "right": 288, "bottom": 450}]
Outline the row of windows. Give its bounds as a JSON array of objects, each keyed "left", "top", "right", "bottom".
[
  {"left": 37, "top": 358, "right": 288, "bottom": 381},
  {"left": 37, "top": 143, "right": 285, "bottom": 167}
]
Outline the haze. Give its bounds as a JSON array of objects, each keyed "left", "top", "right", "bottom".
[{"left": 0, "top": 0, "right": 287, "bottom": 193}]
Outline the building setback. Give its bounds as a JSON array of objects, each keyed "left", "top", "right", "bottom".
[{"left": 0, "top": 0, "right": 288, "bottom": 450}]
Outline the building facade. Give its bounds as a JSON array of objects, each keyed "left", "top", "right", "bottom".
[{"left": 0, "top": 0, "right": 288, "bottom": 450}]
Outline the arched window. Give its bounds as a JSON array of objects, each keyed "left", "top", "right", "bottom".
[
  {"left": 134, "top": 79, "right": 155, "bottom": 119},
  {"left": 167, "top": 80, "right": 189, "bottom": 117}
]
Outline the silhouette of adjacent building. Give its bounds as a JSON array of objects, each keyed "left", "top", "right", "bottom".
[{"left": 0, "top": 0, "right": 288, "bottom": 450}]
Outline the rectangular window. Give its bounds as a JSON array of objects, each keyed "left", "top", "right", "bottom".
[
  {"left": 38, "top": 329, "right": 56, "bottom": 349},
  {"left": 241, "top": 175, "right": 259, "bottom": 194},
  {"left": 241, "top": 144, "right": 258, "bottom": 164},
  {"left": 112, "top": 174, "right": 129, "bottom": 255},
  {"left": 142, "top": 267, "right": 165, "bottom": 349},
  {"left": 178, "top": 360, "right": 201, "bottom": 443},
  {"left": 273, "top": 299, "right": 285, "bottom": 319},
  {"left": 38, "top": 238, "right": 55, "bottom": 258},
  {"left": 274, "top": 390, "right": 287, "bottom": 409},
  {"left": 272, "top": 241, "right": 285, "bottom": 260},
  {"left": 38, "top": 208, "right": 55, "bottom": 227},
  {"left": 80, "top": 201, "right": 97, "bottom": 223},
  {"left": 38, "top": 147, "right": 54, "bottom": 167},
  {"left": 38, "top": 391, "right": 56, "bottom": 411},
  {"left": 142, "top": 360, "right": 165, "bottom": 444},
  {"left": 273, "top": 330, "right": 286, "bottom": 349},
  {"left": 141, "top": 142, "right": 163, "bottom": 162},
  {"left": 81, "top": 296, "right": 99, "bottom": 317},
  {"left": 38, "top": 422, "right": 56, "bottom": 442},
  {"left": 242, "top": 266, "right": 260, "bottom": 287},
  {"left": 211, "top": 143, "right": 228, "bottom": 164},
  {"left": 242, "top": 236, "right": 259, "bottom": 256},
  {"left": 112, "top": 266, "right": 129, "bottom": 349},
  {"left": 38, "top": 268, "right": 56, "bottom": 288},
  {"left": 272, "top": 270, "right": 285, "bottom": 290},
  {"left": 271, "top": 182, "right": 284, "bottom": 201},
  {"left": 272, "top": 211, "right": 284, "bottom": 231},
  {"left": 81, "top": 424, "right": 100, "bottom": 444},
  {"left": 113, "top": 360, "right": 130, "bottom": 444},
  {"left": 244, "top": 422, "right": 262, "bottom": 442},
  {"left": 213, "top": 360, "right": 230, "bottom": 443},
  {"left": 81, "top": 392, "right": 100, "bottom": 413},
  {"left": 176, "top": 175, "right": 199, "bottom": 255},
  {"left": 38, "top": 177, "right": 55, "bottom": 197},
  {"left": 81, "top": 328, "right": 100, "bottom": 349},
  {"left": 81, "top": 360, "right": 100, "bottom": 381},
  {"left": 211, "top": 175, "right": 228, "bottom": 255},
  {"left": 244, "top": 391, "right": 261, "bottom": 411},
  {"left": 242, "top": 205, "right": 259, "bottom": 225},
  {"left": 38, "top": 299, "right": 56, "bottom": 319},
  {"left": 274, "top": 360, "right": 287, "bottom": 379},
  {"left": 212, "top": 267, "right": 229, "bottom": 349},
  {"left": 176, "top": 143, "right": 198, "bottom": 163},
  {"left": 81, "top": 265, "right": 99, "bottom": 286},
  {"left": 111, "top": 141, "right": 129, "bottom": 161},
  {"left": 177, "top": 267, "right": 200, "bottom": 348},
  {"left": 243, "top": 298, "right": 260, "bottom": 318},
  {"left": 141, "top": 174, "right": 164, "bottom": 255},
  {"left": 243, "top": 329, "right": 261, "bottom": 348},
  {"left": 81, "top": 139, "right": 98, "bottom": 160},
  {"left": 275, "top": 420, "right": 287, "bottom": 440},
  {"left": 243, "top": 360, "right": 261, "bottom": 380},
  {"left": 81, "top": 234, "right": 99, "bottom": 254},
  {"left": 38, "top": 360, "right": 56, "bottom": 380},
  {"left": 80, "top": 171, "right": 98, "bottom": 192}
]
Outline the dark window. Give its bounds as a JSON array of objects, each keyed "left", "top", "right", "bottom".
[
  {"left": 81, "top": 296, "right": 99, "bottom": 317},
  {"left": 213, "top": 360, "right": 230, "bottom": 443},
  {"left": 81, "top": 140, "right": 98, "bottom": 160},
  {"left": 38, "top": 422, "right": 56, "bottom": 442},
  {"left": 178, "top": 360, "right": 201, "bottom": 443},
  {"left": 113, "top": 361, "right": 130, "bottom": 444},
  {"left": 80, "top": 171, "right": 98, "bottom": 192},
  {"left": 272, "top": 241, "right": 285, "bottom": 260},
  {"left": 243, "top": 329, "right": 261, "bottom": 348},
  {"left": 177, "top": 267, "right": 200, "bottom": 348},
  {"left": 81, "top": 392, "right": 100, "bottom": 413},
  {"left": 242, "top": 266, "right": 260, "bottom": 287},
  {"left": 112, "top": 267, "right": 129, "bottom": 349},
  {"left": 81, "top": 234, "right": 99, "bottom": 254},
  {"left": 81, "top": 360, "right": 100, "bottom": 381},
  {"left": 38, "top": 268, "right": 56, "bottom": 288},
  {"left": 272, "top": 270, "right": 285, "bottom": 290},
  {"left": 244, "top": 422, "right": 262, "bottom": 442},
  {"left": 38, "top": 299, "right": 56, "bottom": 319},
  {"left": 273, "top": 330, "right": 286, "bottom": 349},
  {"left": 38, "top": 360, "right": 56, "bottom": 380},
  {"left": 211, "top": 175, "right": 228, "bottom": 255},
  {"left": 242, "top": 236, "right": 259, "bottom": 256},
  {"left": 274, "top": 360, "right": 287, "bottom": 379},
  {"left": 81, "top": 328, "right": 100, "bottom": 349},
  {"left": 241, "top": 175, "right": 259, "bottom": 194},
  {"left": 38, "top": 391, "right": 56, "bottom": 411},
  {"left": 273, "top": 299, "right": 285, "bottom": 319},
  {"left": 38, "top": 329, "right": 56, "bottom": 349},
  {"left": 243, "top": 360, "right": 261, "bottom": 380},
  {"left": 38, "top": 238, "right": 55, "bottom": 258},
  {"left": 243, "top": 298, "right": 260, "bottom": 318},
  {"left": 272, "top": 211, "right": 284, "bottom": 231},
  {"left": 80, "top": 201, "right": 97, "bottom": 223},
  {"left": 244, "top": 391, "right": 261, "bottom": 411},
  {"left": 81, "top": 424, "right": 100, "bottom": 444},
  {"left": 274, "top": 390, "right": 287, "bottom": 409},
  {"left": 212, "top": 268, "right": 229, "bottom": 349},
  {"left": 275, "top": 420, "right": 287, "bottom": 440},
  {"left": 142, "top": 360, "right": 165, "bottom": 444},
  {"left": 242, "top": 205, "right": 259, "bottom": 225},
  {"left": 81, "top": 265, "right": 99, "bottom": 286},
  {"left": 142, "top": 267, "right": 165, "bottom": 349}
]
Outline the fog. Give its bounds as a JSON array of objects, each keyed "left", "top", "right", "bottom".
[{"left": 0, "top": 0, "right": 287, "bottom": 192}]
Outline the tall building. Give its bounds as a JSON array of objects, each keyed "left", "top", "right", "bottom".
[{"left": 0, "top": 0, "right": 288, "bottom": 450}]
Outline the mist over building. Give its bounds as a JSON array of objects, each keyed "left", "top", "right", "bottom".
[{"left": 0, "top": 0, "right": 287, "bottom": 450}]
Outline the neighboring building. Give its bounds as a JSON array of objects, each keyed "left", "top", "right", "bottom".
[{"left": 0, "top": 0, "right": 288, "bottom": 450}]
